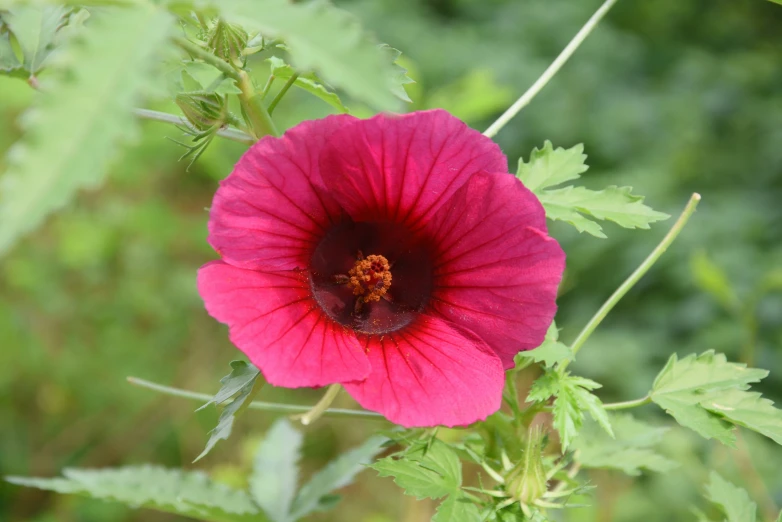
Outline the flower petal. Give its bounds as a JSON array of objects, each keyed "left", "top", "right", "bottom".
[
  {"left": 319, "top": 109, "right": 507, "bottom": 230},
  {"left": 425, "top": 172, "right": 565, "bottom": 368},
  {"left": 342, "top": 314, "right": 504, "bottom": 427},
  {"left": 208, "top": 114, "right": 356, "bottom": 271},
  {"left": 198, "top": 261, "right": 369, "bottom": 387}
]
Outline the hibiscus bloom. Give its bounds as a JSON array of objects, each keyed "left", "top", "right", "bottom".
[{"left": 197, "top": 109, "right": 565, "bottom": 427}]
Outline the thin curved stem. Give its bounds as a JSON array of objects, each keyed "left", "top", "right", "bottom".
[
  {"left": 602, "top": 395, "right": 652, "bottom": 410},
  {"left": 483, "top": 0, "right": 620, "bottom": 139},
  {"left": 237, "top": 70, "right": 279, "bottom": 138},
  {"left": 293, "top": 383, "right": 342, "bottom": 426},
  {"left": 127, "top": 377, "right": 384, "bottom": 420},
  {"left": 133, "top": 108, "right": 255, "bottom": 145},
  {"left": 267, "top": 73, "right": 299, "bottom": 115},
  {"left": 563, "top": 193, "right": 702, "bottom": 369}
]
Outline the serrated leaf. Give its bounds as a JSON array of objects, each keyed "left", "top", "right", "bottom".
[
  {"left": 7, "top": 465, "right": 260, "bottom": 522},
  {"left": 538, "top": 185, "right": 670, "bottom": 238},
  {"left": 700, "top": 388, "right": 782, "bottom": 445},
  {"left": 0, "top": 32, "right": 24, "bottom": 76},
  {"left": 516, "top": 142, "right": 668, "bottom": 237},
  {"left": 705, "top": 472, "right": 757, "bottom": 522},
  {"left": 650, "top": 351, "right": 768, "bottom": 446},
  {"left": 516, "top": 141, "right": 588, "bottom": 193},
  {"left": 2, "top": 5, "right": 66, "bottom": 74},
  {"left": 250, "top": 419, "right": 302, "bottom": 522},
  {"left": 518, "top": 321, "right": 572, "bottom": 368},
  {"left": 291, "top": 435, "right": 387, "bottom": 519},
  {"left": 372, "top": 440, "right": 462, "bottom": 499},
  {"left": 432, "top": 494, "right": 482, "bottom": 522},
  {"left": 0, "top": 6, "right": 173, "bottom": 256},
  {"left": 573, "top": 413, "right": 677, "bottom": 476},
  {"left": 196, "top": 361, "right": 263, "bottom": 462},
  {"left": 379, "top": 43, "right": 414, "bottom": 103},
  {"left": 219, "top": 0, "right": 399, "bottom": 111},
  {"left": 527, "top": 370, "right": 613, "bottom": 450},
  {"left": 198, "top": 360, "right": 260, "bottom": 411},
  {"left": 267, "top": 56, "right": 348, "bottom": 113}
]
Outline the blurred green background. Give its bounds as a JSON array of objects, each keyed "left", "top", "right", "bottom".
[{"left": 2, "top": 0, "right": 782, "bottom": 520}]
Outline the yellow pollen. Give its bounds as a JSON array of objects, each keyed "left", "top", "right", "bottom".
[{"left": 347, "top": 254, "right": 392, "bottom": 303}]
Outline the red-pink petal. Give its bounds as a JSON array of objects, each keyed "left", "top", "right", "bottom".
[
  {"left": 342, "top": 315, "right": 504, "bottom": 427},
  {"left": 197, "top": 261, "right": 369, "bottom": 387},
  {"left": 319, "top": 109, "right": 507, "bottom": 230},
  {"left": 208, "top": 115, "right": 356, "bottom": 271},
  {"left": 425, "top": 172, "right": 565, "bottom": 368}
]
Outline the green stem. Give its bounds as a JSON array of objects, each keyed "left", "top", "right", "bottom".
[
  {"left": 173, "top": 36, "right": 277, "bottom": 138},
  {"left": 267, "top": 73, "right": 299, "bottom": 115},
  {"left": 133, "top": 108, "right": 255, "bottom": 145},
  {"left": 173, "top": 36, "right": 239, "bottom": 81},
  {"left": 602, "top": 395, "right": 652, "bottom": 410},
  {"left": 563, "top": 193, "right": 702, "bottom": 368},
  {"left": 237, "top": 70, "right": 279, "bottom": 138},
  {"left": 293, "top": 383, "right": 342, "bottom": 426},
  {"left": 483, "top": 0, "right": 620, "bottom": 139},
  {"left": 127, "top": 377, "right": 384, "bottom": 420}
]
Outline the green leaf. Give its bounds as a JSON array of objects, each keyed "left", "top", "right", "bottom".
[
  {"left": 699, "top": 388, "right": 782, "bottom": 445},
  {"left": 250, "top": 419, "right": 302, "bottom": 522},
  {"left": 7, "top": 465, "right": 261, "bottom": 522},
  {"left": 196, "top": 361, "right": 263, "bottom": 461},
  {"left": 432, "top": 494, "right": 482, "bottom": 522},
  {"left": 573, "top": 413, "right": 677, "bottom": 476},
  {"left": 2, "top": 5, "right": 66, "bottom": 74},
  {"left": 267, "top": 56, "right": 348, "bottom": 113},
  {"left": 650, "top": 351, "right": 769, "bottom": 445},
  {"left": 517, "top": 321, "right": 572, "bottom": 368},
  {"left": 198, "top": 360, "right": 260, "bottom": 411},
  {"left": 537, "top": 185, "right": 670, "bottom": 239},
  {"left": 0, "top": 6, "right": 173, "bottom": 256},
  {"left": 0, "top": 31, "right": 24, "bottom": 76},
  {"left": 379, "top": 43, "right": 414, "bottom": 103},
  {"left": 372, "top": 440, "right": 462, "bottom": 499},
  {"left": 527, "top": 370, "right": 613, "bottom": 450},
  {"left": 516, "top": 142, "right": 668, "bottom": 238},
  {"left": 291, "top": 435, "right": 387, "bottom": 519},
  {"left": 704, "top": 472, "right": 757, "bottom": 522},
  {"left": 516, "top": 141, "right": 588, "bottom": 193},
  {"left": 219, "top": 0, "right": 399, "bottom": 111}
]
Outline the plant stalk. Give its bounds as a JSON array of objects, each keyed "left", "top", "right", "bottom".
[
  {"left": 293, "top": 384, "right": 343, "bottom": 426},
  {"left": 563, "top": 193, "right": 702, "bottom": 369},
  {"left": 127, "top": 377, "right": 383, "bottom": 420},
  {"left": 602, "top": 395, "right": 652, "bottom": 410},
  {"left": 267, "top": 73, "right": 299, "bottom": 115},
  {"left": 237, "top": 70, "right": 279, "bottom": 138},
  {"left": 133, "top": 108, "right": 255, "bottom": 144},
  {"left": 483, "top": 0, "right": 621, "bottom": 138}
]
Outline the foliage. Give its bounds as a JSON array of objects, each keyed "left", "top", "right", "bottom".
[
  {"left": 516, "top": 141, "right": 669, "bottom": 238},
  {"left": 7, "top": 419, "right": 388, "bottom": 522},
  {"left": 2, "top": 0, "right": 782, "bottom": 521},
  {"left": 196, "top": 361, "right": 262, "bottom": 461},
  {"left": 650, "top": 351, "right": 782, "bottom": 446}
]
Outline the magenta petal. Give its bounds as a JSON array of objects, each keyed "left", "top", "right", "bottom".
[
  {"left": 208, "top": 115, "right": 357, "bottom": 271},
  {"left": 342, "top": 314, "right": 504, "bottom": 427},
  {"left": 197, "top": 261, "right": 369, "bottom": 387},
  {"left": 319, "top": 109, "right": 507, "bottom": 230},
  {"left": 426, "top": 172, "right": 565, "bottom": 368}
]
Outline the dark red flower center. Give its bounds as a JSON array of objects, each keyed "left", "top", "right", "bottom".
[{"left": 309, "top": 221, "right": 433, "bottom": 335}]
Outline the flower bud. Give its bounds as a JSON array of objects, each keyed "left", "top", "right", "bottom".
[
  {"left": 506, "top": 425, "right": 548, "bottom": 506},
  {"left": 176, "top": 93, "right": 227, "bottom": 132},
  {"left": 206, "top": 19, "right": 248, "bottom": 68}
]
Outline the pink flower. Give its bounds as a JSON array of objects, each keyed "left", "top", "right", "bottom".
[{"left": 198, "top": 110, "right": 565, "bottom": 427}]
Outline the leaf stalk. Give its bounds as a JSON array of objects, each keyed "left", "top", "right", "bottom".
[{"left": 483, "top": 0, "right": 620, "bottom": 138}]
